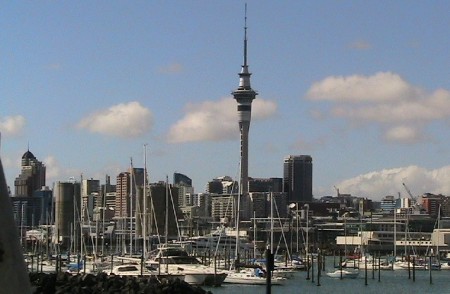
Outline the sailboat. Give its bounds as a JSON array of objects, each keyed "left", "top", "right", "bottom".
[
  {"left": 224, "top": 192, "right": 286, "bottom": 285},
  {"left": 146, "top": 178, "right": 214, "bottom": 285}
]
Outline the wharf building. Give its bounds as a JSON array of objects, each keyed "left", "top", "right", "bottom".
[{"left": 283, "top": 155, "right": 313, "bottom": 204}]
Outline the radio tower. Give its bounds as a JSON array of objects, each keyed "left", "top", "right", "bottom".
[{"left": 233, "top": 5, "right": 257, "bottom": 199}]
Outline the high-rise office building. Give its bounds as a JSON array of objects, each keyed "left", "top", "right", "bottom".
[
  {"left": 14, "top": 150, "right": 46, "bottom": 197},
  {"left": 81, "top": 178, "right": 100, "bottom": 221},
  {"left": 173, "top": 172, "right": 194, "bottom": 207},
  {"left": 114, "top": 168, "right": 144, "bottom": 219},
  {"left": 115, "top": 172, "right": 130, "bottom": 218},
  {"left": 283, "top": 155, "right": 313, "bottom": 203}
]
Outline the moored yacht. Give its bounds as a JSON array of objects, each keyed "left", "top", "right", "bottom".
[
  {"left": 147, "top": 245, "right": 227, "bottom": 286},
  {"left": 103, "top": 263, "right": 184, "bottom": 281}
]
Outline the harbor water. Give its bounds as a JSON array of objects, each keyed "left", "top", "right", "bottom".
[{"left": 206, "top": 263, "right": 450, "bottom": 294}]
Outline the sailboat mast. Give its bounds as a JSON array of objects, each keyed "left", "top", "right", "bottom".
[
  {"left": 234, "top": 173, "right": 241, "bottom": 270},
  {"left": 393, "top": 208, "right": 397, "bottom": 259},
  {"left": 80, "top": 174, "right": 83, "bottom": 258},
  {"left": 253, "top": 210, "right": 256, "bottom": 259},
  {"left": 270, "top": 192, "right": 274, "bottom": 253},
  {"left": 143, "top": 144, "right": 148, "bottom": 258},
  {"left": 129, "top": 158, "right": 133, "bottom": 256},
  {"left": 165, "top": 176, "right": 169, "bottom": 245}
]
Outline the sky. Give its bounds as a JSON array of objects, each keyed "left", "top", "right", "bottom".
[{"left": 1, "top": 1, "right": 450, "bottom": 201}]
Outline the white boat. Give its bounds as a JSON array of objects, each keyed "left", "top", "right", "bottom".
[
  {"left": 326, "top": 269, "right": 360, "bottom": 279},
  {"left": 148, "top": 246, "right": 226, "bottom": 286},
  {"left": 224, "top": 269, "right": 286, "bottom": 285},
  {"left": 393, "top": 260, "right": 426, "bottom": 270},
  {"left": 440, "top": 262, "right": 450, "bottom": 270},
  {"left": 104, "top": 264, "right": 153, "bottom": 276},
  {"left": 176, "top": 227, "right": 252, "bottom": 253},
  {"left": 104, "top": 263, "right": 184, "bottom": 281}
]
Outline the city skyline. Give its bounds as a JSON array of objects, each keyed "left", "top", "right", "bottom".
[{"left": 2, "top": 2, "right": 450, "bottom": 201}]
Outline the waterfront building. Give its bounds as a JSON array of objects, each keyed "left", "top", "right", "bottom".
[
  {"left": 283, "top": 155, "right": 313, "bottom": 203},
  {"left": 14, "top": 150, "right": 46, "bottom": 197},
  {"left": 421, "top": 193, "right": 446, "bottom": 217},
  {"left": 380, "top": 195, "right": 397, "bottom": 212}
]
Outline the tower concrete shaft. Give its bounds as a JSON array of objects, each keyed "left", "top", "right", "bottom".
[{"left": 232, "top": 14, "right": 257, "bottom": 197}]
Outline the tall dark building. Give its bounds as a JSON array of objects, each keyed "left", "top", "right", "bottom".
[
  {"left": 14, "top": 150, "right": 46, "bottom": 197},
  {"left": 283, "top": 155, "right": 313, "bottom": 203},
  {"left": 173, "top": 172, "right": 192, "bottom": 186},
  {"left": 54, "top": 181, "right": 81, "bottom": 249},
  {"left": 249, "top": 177, "right": 283, "bottom": 193},
  {"left": 173, "top": 172, "right": 193, "bottom": 207}
]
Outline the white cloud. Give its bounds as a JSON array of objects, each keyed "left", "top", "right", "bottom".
[
  {"left": 158, "top": 63, "right": 184, "bottom": 74},
  {"left": 306, "top": 72, "right": 450, "bottom": 143},
  {"left": 43, "top": 155, "right": 85, "bottom": 184},
  {"left": 333, "top": 165, "right": 450, "bottom": 201},
  {"left": 47, "top": 63, "right": 62, "bottom": 71},
  {"left": 43, "top": 155, "right": 61, "bottom": 181},
  {"left": 348, "top": 40, "right": 372, "bottom": 50},
  {"left": 307, "top": 72, "right": 420, "bottom": 102},
  {"left": 77, "top": 101, "right": 153, "bottom": 138},
  {"left": 383, "top": 125, "right": 424, "bottom": 143},
  {"left": 0, "top": 115, "right": 26, "bottom": 137},
  {"left": 167, "top": 97, "right": 277, "bottom": 143}
]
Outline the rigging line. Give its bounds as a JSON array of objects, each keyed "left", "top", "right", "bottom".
[
  {"left": 167, "top": 180, "right": 182, "bottom": 242},
  {"left": 272, "top": 195, "right": 292, "bottom": 262}
]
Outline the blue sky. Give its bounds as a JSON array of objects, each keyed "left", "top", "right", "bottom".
[{"left": 1, "top": 1, "right": 450, "bottom": 201}]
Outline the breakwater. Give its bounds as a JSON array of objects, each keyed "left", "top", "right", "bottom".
[{"left": 29, "top": 272, "right": 212, "bottom": 294}]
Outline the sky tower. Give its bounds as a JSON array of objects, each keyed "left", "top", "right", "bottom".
[{"left": 233, "top": 8, "right": 257, "bottom": 198}]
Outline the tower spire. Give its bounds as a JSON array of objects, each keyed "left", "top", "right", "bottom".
[
  {"left": 243, "top": 3, "right": 248, "bottom": 67},
  {"left": 238, "top": 3, "right": 252, "bottom": 90}
]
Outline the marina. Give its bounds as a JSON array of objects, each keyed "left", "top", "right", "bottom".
[
  {"left": 207, "top": 260, "right": 450, "bottom": 294},
  {"left": 25, "top": 251, "right": 450, "bottom": 294}
]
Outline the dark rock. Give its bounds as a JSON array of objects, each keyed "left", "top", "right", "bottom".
[{"left": 30, "top": 272, "right": 212, "bottom": 294}]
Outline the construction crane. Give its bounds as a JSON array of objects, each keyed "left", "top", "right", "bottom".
[
  {"left": 402, "top": 182, "right": 416, "bottom": 202},
  {"left": 334, "top": 186, "right": 340, "bottom": 197},
  {"left": 402, "top": 182, "right": 421, "bottom": 212}
]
